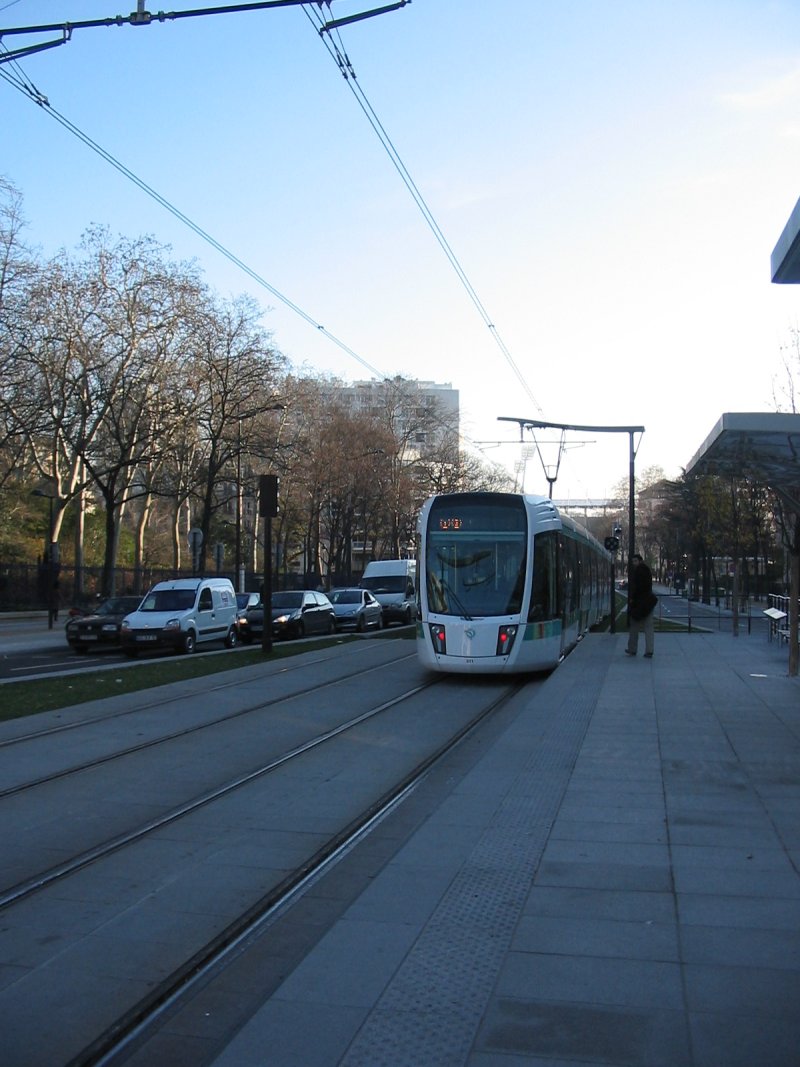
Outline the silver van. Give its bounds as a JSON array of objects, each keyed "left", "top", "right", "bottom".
[
  {"left": 359, "top": 559, "right": 417, "bottom": 626},
  {"left": 120, "top": 577, "right": 238, "bottom": 656}
]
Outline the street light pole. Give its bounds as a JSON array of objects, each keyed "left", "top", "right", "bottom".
[
  {"left": 31, "top": 487, "right": 57, "bottom": 629},
  {"left": 628, "top": 428, "right": 636, "bottom": 568},
  {"left": 498, "top": 415, "right": 645, "bottom": 623},
  {"left": 234, "top": 421, "right": 242, "bottom": 591},
  {"left": 234, "top": 402, "right": 286, "bottom": 594},
  {"left": 259, "top": 474, "right": 279, "bottom": 655},
  {"left": 498, "top": 417, "right": 644, "bottom": 547}
]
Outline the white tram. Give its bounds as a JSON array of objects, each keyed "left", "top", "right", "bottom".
[{"left": 416, "top": 492, "right": 613, "bottom": 674}]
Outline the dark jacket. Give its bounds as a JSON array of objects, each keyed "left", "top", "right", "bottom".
[{"left": 629, "top": 560, "right": 656, "bottom": 620}]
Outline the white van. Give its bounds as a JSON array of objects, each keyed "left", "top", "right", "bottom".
[
  {"left": 120, "top": 577, "right": 238, "bottom": 656},
  {"left": 359, "top": 559, "right": 417, "bottom": 626}
]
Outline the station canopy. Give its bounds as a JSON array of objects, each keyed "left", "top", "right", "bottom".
[
  {"left": 685, "top": 412, "right": 800, "bottom": 511},
  {"left": 771, "top": 197, "right": 800, "bottom": 283}
]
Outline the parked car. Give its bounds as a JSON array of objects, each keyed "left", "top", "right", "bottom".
[
  {"left": 235, "top": 591, "right": 262, "bottom": 640},
  {"left": 359, "top": 559, "right": 417, "bottom": 625},
  {"left": 236, "top": 591, "right": 261, "bottom": 613},
  {"left": 120, "top": 577, "right": 238, "bottom": 656},
  {"left": 328, "top": 587, "right": 383, "bottom": 632},
  {"left": 238, "top": 590, "right": 335, "bottom": 642},
  {"left": 65, "top": 594, "right": 143, "bottom": 653}
]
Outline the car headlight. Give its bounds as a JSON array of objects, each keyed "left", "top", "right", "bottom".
[
  {"left": 120, "top": 620, "right": 130, "bottom": 632},
  {"left": 163, "top": 618, "right": 181, "bottom": 631},
  {"left": 274, "top": 614, "right": 290, "bottom": 625}
]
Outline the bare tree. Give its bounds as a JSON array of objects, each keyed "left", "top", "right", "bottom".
[
  {"left": 0, "top": 179, "right": 40, "bottom": 554},
  {"left": 773, "top": 327, "right": 800, "bottom": 414},
  {"left": 183, "top": 294, "right": 286, "bottom": 572}
]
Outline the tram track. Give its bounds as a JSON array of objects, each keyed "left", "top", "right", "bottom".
[
  {"left": 0, "top": 677, "right": 438, "bottom": 910},
  {"left": 0, "top": 639, "right": 403, "bottom": 749},
  {"left": 0, "top": 648, "right": 418, "bottom": 799},
  {"left": 72, "top": 679, "right": 528, "bottom": 1067},
  {"left": 0, "top": 635, "right": 534, "bottom": 1067}
]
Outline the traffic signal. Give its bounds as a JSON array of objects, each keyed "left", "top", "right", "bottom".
[
  {"left": 604, "top": 535, "right": 620, "bottom": 553},
  {"left": 259, "top": 474, "right": 279, "bottom": 517}
]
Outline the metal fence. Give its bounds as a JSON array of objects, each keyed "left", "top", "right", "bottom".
[
  {"left": 651, "top": 588, "right": 797, "bottom": 641},
  {"left": 0, "top": 562, "right": 193, "bottom": 615},
  {"left": 0, "top": 561, "right": 365, "bottom": 614}
]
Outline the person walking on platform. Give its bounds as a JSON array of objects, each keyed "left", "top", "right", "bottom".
[{"left": 626, "top": 553, "right": 657, "bottom": 658}]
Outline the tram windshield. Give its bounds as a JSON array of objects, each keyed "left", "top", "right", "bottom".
[{"left": 425, "top": 495, "right": 527, "bottom": 617}]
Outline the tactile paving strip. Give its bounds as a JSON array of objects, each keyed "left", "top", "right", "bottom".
[{"left": 340, "top": 655, "right": 608, "bottom": 1066}]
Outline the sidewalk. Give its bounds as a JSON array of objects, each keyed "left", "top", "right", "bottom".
[{"left": 209, "top": 629, "right": 800, "bottom": 1067}]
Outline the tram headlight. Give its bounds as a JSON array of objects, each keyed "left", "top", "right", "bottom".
[
  {"left": 429, "top": 623, "right": 447, "bottom": 655},
  {"left": 496, "top": 625, "right": 518, "bottom": 656}
]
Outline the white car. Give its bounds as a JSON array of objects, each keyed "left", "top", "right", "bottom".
[{"left": 120, "top": 577, "right": 238, "bottom": 656}]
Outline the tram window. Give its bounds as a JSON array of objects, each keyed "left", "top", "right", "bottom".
[
  {"left": 530, "top": 531, "right": 557, "bottom": 621},
  {"left": 560, "top": 535, "right": 578, "bottom": 616}
]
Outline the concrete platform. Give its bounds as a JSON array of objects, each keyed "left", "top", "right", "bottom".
[{"left": 209, "top": 629, "right": 800, "bottom": 1067}]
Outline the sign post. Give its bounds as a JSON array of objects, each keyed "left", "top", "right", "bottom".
[
  {"left": 188, "top": 527, "right": 203, "bottom": 576},
  {"left": 259, "top": 475, "right": 279, "bottom": 654},
  {"left": 214, "top": 542, "right": 225, "bottom": 574}
]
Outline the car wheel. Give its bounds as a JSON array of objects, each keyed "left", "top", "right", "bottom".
[
  {"left": 182, "top": 631, "right": 196, "bottom": 654},
  {"left": 375, "top": 614, "right": 383, "bottom": 630},
  {"left": 357, "top": 615, "right": 366, "bottom": 632},
  {"left": 327, "top": 617, "right": 335, "bottom": 635},
  {"left": 296, "top": 622, "right": 305, "bottom": 639},
  {"left": 224, "top": 627, "right": 237, "bottom": 649}
]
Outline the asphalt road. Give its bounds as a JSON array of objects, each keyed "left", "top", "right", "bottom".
[{"left": 0, "top": 615, "right": 128, "bottom": 680}]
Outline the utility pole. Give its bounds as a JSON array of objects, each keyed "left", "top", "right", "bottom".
[{"left": 498, "top": 415, "right": 645, "bottom": 613}]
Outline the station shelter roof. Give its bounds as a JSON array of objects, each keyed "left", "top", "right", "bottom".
[
  {"left": 685, "top": 412, "right": 800, "bottom": 512},
  {"left": 772, "top": 196, "right": 800, "bottom": 282}
]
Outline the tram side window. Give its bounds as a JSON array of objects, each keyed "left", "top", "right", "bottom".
[
  {"left": 580, "top": 544, "right": 591, "bottom": 605},
  {"left": 561, "top": 535, "right": 578, "bottom": 617},
  {"left": 529, "top": 531, "right": 558, "bottom": 621}
]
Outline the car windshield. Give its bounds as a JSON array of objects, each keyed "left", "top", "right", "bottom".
[
  {"left": 361, "top": 575, "right": 406, "bottom": 594},
  {"left": 330, "top": 590, "right": 360, "bottom": 604},
  {"left": 97, "top": 596, "right": 140, "bottom": 615},
  {"left": 236, "top": 593, "right": 257, "bottom": 609},
  {"left": 140, "top": 589, "right": 195, "bottom": 612},
  {"left": 271, "top": 592, "right": 303, "bottom": 609}
]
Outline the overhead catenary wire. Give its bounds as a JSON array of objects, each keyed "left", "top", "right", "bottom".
[
  {"left": 303, "top": 1, "right": 542, "bottom": 414},
  {"left": 0, "top": 45, "right": 389, "bottom": 381},
  {"left": 2, "top": 3, "right": 540, "bottom": 415}
]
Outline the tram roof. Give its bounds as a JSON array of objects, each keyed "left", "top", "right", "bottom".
[{"left": 685, "top": 412, "right": 800, "bottom": 511}]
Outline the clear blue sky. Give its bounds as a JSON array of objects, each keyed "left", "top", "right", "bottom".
[{"left": 3, "top": 0, "right": 800, "bottom": 498}]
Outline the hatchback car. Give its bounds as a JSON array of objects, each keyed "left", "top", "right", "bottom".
[
  {"left": 235, "top": 591, "right": 261, "bottom": 635},
  {"left": 239, "top": 590, "right": 335, "bottom": 642},
  {"left": 65, "top": 595, "right": 143, "bottom": 653},
  {"left": 328, "top": 587, "right": 383, "bottom": 632}
]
